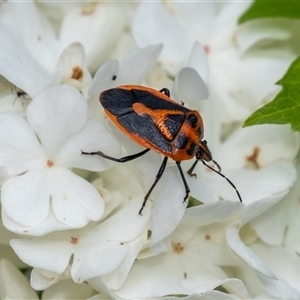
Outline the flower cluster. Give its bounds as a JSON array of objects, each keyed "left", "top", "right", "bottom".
[{"left": 0, "top": 1, "right": 300, "bottom": 299}]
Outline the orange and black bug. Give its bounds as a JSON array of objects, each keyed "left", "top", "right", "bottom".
[{"left": 82, "top": 85, "right": 242, "bottom": 214}]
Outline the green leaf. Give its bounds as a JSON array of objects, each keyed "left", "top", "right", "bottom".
[
  {"left": 239, "top": 0, "right": 300, "bottom": 24},
  {"left": 243, "top": 56, "right": 300, "bottom": 131}
]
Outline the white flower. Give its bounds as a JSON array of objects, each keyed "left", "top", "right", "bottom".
[
  {"left": 0, "top": 259, "right": 38, "bottom": 299},
  {"left": 132, "top": 1, "right": 295, "bottom": 121},
  {"left": 0, "top": 0, "right": 132, "bottom": 110},
  {"left": 94, "top": 201, "right": 248, "bottom": 299},
  {"left": 0, "top": 84, "right": 121, "bottom": 234},
  {"left": 10, "top": 197, "right": 150, "bottom": 289}
]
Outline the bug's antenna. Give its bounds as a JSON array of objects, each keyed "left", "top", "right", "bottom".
[{"left": 201, "top": 160, "right": 242, "bottom": 203}]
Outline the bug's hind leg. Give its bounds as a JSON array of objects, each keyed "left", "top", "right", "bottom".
[
  {"left": 81, "top": 148, "right": 150, "bottom": 163},
  {"left": 139, "top": 156, "right": 168, "bottom": 215},
  {"left": 176, "top": 161, "right": 190, "bottom": 203}
]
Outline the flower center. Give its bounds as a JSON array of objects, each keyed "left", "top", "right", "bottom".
[
  {"left": 72, "top": 66, "right": 83, "bottom": 80},
  {"left": 245, "top": 146, "right": 260, "bottom": 169},
  {"left": 173, "top": 242, "right": 184, "bottom": 254},
  {"left": 47, "top": 160, "right": 54, "bottom": 167},
  {"left": 71, "top": 237, "right": 78, "bottom": 244}
]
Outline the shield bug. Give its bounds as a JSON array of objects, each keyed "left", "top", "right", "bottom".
[{"left": 82, "top": 85, "right": 242, "bottom": 214}]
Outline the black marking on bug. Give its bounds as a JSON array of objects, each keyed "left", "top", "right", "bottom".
[
  {"left": 186, "top": 142, "right": 197, "bottom": 156},
  {"left": 186, "top": 113, "right": 198, "bottom": 128},
  {"left": 162, "top": 114, "right": 185, "bottom": 140},
  {"left": 131, "top": 89, "right": 190, "bottom": 112},
  {"left": 117, "top": 109, "right": 172, "bottom": 154},
  {"left": 112, "top": 75, "right": 117, "bottom": 81},
  {"left": 174, "top": 133, "right": 189, "bottom": 149},
  {"left": 100, "top": 88, "right": 136, "bottom": 116}
]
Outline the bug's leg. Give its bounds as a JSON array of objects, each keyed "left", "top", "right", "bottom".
[
  {"left": 187, "top": 159, "right": 198, "bottom": 177},
  {"left": 176, "top": 161, "right": 190, "bottom": 202},
  {"left": 81, "top": 148, "right": 150, "bottom": 163},
  {"left": 139, "top": 156, "right": 168, "bottom": 215},
  {"left": 159, "top": 88, "right": 170, "bottom": 97}
]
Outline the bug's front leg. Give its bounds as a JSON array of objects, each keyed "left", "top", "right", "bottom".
[{"left": 187, "top": 159, "right": 198, "bottom": 177}]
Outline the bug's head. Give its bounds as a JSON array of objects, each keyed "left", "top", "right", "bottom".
[
  {"left": 195, "top": 140, "right": 243, "bottom": 204},
  {"left": 196, "top": 140, "right": 212, "bottom": 162}
]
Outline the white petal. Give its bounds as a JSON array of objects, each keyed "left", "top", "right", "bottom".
[
  {"left": 26, "top": 84, "right": 88, "bottom": 157},
  {"left": 184, "top": 201, "right": 243, "bottom": 228},
  {"left": 257, "top": 272, "right": 300, "bottom": 300},
  {"left": 2, "top": 207, "right": 82, "bottom": 236},
  {"left": 223, "top": 160, "right": 296, "bottom": 206},
  {"left": 165, "top": 2, "right": 215, "bottom": 43},
  {"left": 220, "top": 125, "right": 299, "bottom": 169},
  {"left": 50, "top": 168, "right": 104, "bottom": 226},
  {"left": 226, "top": 226, "right": 275, "bottom": 279},
  {"left": 251, "top": 243, "right": 300, "bottom": 296},
  {"left": 0, "top": 1, "right": 60, "bottom": 73},
  {"left": 250, "top": 197, "right": 289, "bottom": 245},
  {"left": 31, "top": 268, "right": 60, "bottom": 290},
  {"left": 88, "top": 277, "right": 122, "bottom": 300},
  {"left": 103, "top": 231, "right": 147, "bottom": 290},
  {"left": 0, "top": 259, "right": 38, "bottom": 299},
  {"left": 0, "top": 25, "right": 49, "bottom": 98},
  {"left": 133, "top": 2, "right": 193, "bottom": 75},
  {"left": 119, "top": 44, "right": 163, "bottom": 84},
  {"left": 150, "top": 167, "right": 187, "bottom": 251},
  {"left": 172, "top": 67, "right": 209, "bottom": 105},
  {"left": 241, "top": 190, "right": 289, "bottom": 225},
  {"left": 188, "top": 42, "right": 209, "bottom": 83},
  {"left": 72, "top": 241, "right": 128, "bottom": 283},
  {"left": 0, "top": 112, "right": 45, "bottom": 174},
  {"left": 41, "top": 279, "right": 95, "bottom": 300},
  {"left": 219, "top": 278, "right": 250, "bottom": 299},
  {"left": 58, "top": 120, "right": 122, "bottom": 172},
  {"left": 210, "top": 2, "right": 250, "bottom": 50},
  {"left": 10, "top": 236, "right": 73, "bottom": 274},
  {"left": 95, "top": 196, "right": 150, "bottom": 242},
  {"left": 87, "top": 59, "right": 119, "bottom": 101},
  {"left": 59, "top": 3, "right": 127, "bottom": 74},
  {"left": 1, "top": 169, "right": 50, "bottom": 226},
  {"left": 237, "top": 19, "right": 291, "bottom": 55},
  {"left": 114, "top": 255, "right": 193, "bottom": 299}
]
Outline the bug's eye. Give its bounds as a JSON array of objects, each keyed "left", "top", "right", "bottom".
[{"left": 202, "top": 140, "right": 207, "bottom": 145}]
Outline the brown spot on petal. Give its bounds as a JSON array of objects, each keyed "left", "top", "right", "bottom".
[
  {"left": 245, "top": 146, "right": 260, "bottom": 169},
  {"left": 204, "top": 45, "right": 210, "bottom": 55},
  {"left": 72, "top": 66, "right": 83, "bottom": 80},
  {"left": 205, "top": 234, "right": 210, "bottom": 240},
  {"left": 71, "top": 237, "right": 78, "bottom": 244},
  {"left": 47, "top": 160, "right": 54, "bottom": 167},
  {"left": 173, "top": 242, "right": 184, "bottom": 254}
]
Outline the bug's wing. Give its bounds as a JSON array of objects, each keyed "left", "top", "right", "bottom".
[
  {"left": 100, "top": 88, "right": 135, "bottom": 116},
  {"left": 118, "top": 112, "right": 172, "bottom": 153},
  {"left": 100, "top": 88, "right": 173, "bottom": 153}
]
